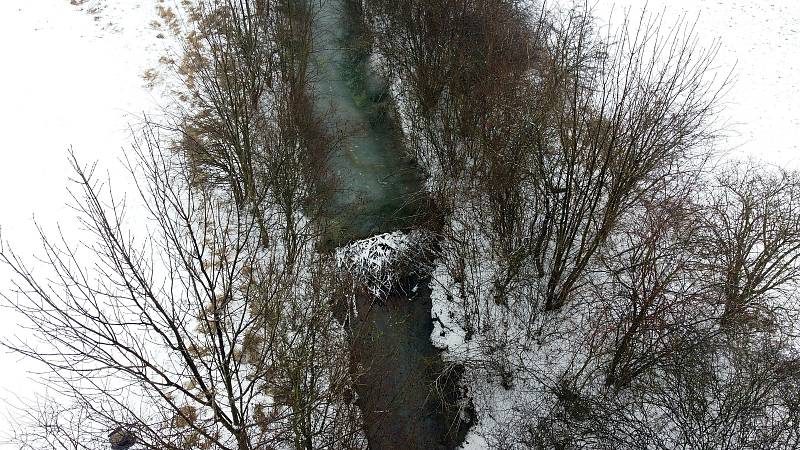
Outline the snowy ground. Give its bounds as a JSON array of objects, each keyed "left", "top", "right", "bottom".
[
  {"left": 587, "top": 0, "right": 800, "bottom": 168},
  {"left": 0, "top": 0, "right": 165, "bottom": 445}
]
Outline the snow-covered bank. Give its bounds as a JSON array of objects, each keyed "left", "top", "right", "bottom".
[{"left": 424, "top": 2, "right": 800, "bottom": 448}]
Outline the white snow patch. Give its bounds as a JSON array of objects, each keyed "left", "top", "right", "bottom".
[
  {"left": 336, "top": 230, "right": 434, "bottom": 297},
  {"left": 579, "top": 0, "right": 800, "bottom": 169}
]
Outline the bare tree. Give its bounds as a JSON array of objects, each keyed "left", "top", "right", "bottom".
[
  {"left": 590, "top": 183, "right": 713, "bottom": 391},
  {"left": 155, "top": 0, "right": 330, "bottom": 258},
  {"left": 526, "top": 7, "right": 724, "bottom": 311},
  {"left": 1, "top": 130, "right": 362, "bottom": 450},
  {"left": 365, "top": 1, "right": 726, "bottom": 326},
  {"left": 698, "top": 162, "right": 800, "bottom": 332},
  {"left": 358, "top": 2, "right": 800, "bottom": 449}
]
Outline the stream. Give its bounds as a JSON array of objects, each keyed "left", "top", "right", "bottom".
[{"left": 302, "top": 0, "right": 469, "bottom": 448}]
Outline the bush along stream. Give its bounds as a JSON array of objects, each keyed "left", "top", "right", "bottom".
[{"left": 299, "top": 0, "right": 472, "bottom": 448}]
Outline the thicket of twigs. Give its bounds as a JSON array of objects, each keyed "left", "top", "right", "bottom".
[{"left": 2, "top": 1, "right": 365, "bottom": 449}]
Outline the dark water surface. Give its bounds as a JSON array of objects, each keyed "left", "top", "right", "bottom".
[{"left": 350, "top": 277, "right": 468, "bottom": 450}]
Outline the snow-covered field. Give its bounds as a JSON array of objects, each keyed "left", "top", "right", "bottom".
[
  {"left": 0, "top": 0, "right": 165, "bottom": 445},
  {"left": 587, "top": 0, "right": 800, "bottom": 167},
  {"left": 0, "top": 0, "right": 798, "bottom": 447}
]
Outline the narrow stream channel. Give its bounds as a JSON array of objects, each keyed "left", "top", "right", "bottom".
[
  {"left": 301, "top": 0, "right": 470, "bottom": 448},
  {"left": 305, "top": 0, "right": 426, "bottom": 249}
]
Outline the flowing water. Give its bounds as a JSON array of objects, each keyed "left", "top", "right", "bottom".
[
  {"left": 301, "top": 0, "right": 470, "bottom": 448},
  {"left": 305, "top": 0, "right": 427, "bottom": 249}
]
